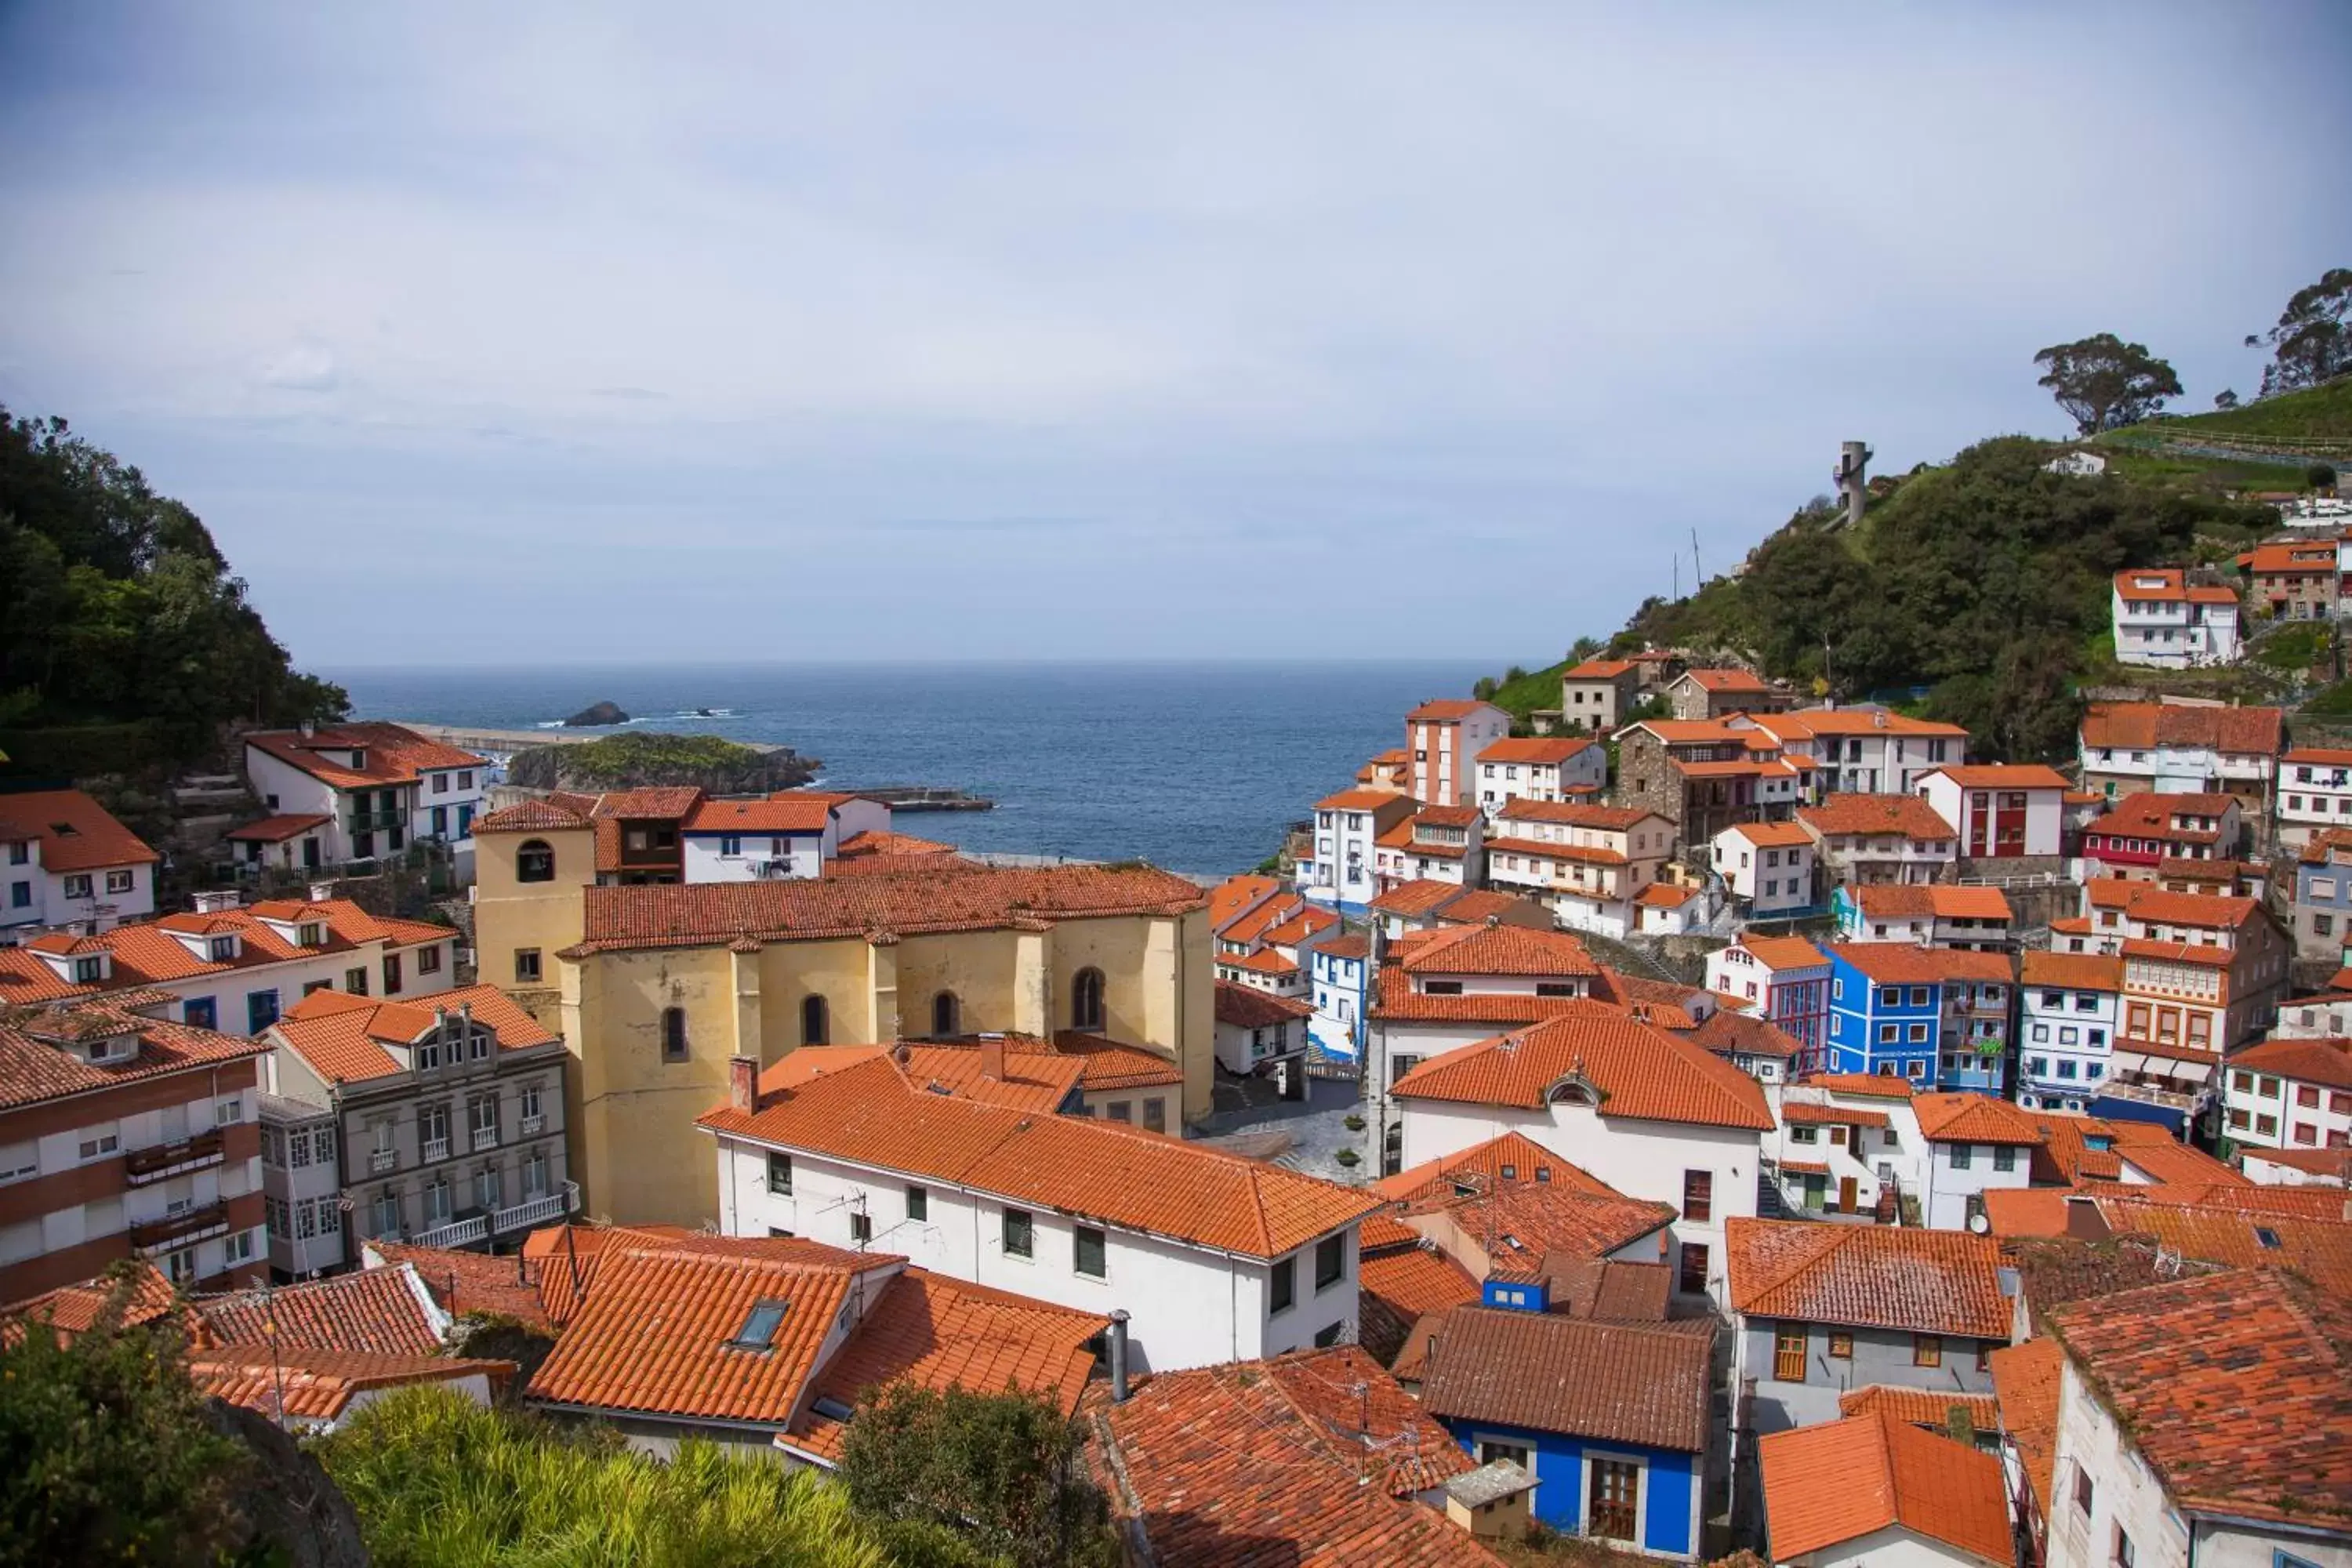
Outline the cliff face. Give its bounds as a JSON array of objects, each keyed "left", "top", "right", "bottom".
[{"left": 504, "top": 731, "right": 820, "bottom": 794}]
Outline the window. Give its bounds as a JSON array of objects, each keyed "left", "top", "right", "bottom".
[
  {"left": 1105, "top": 1102, "right": 1132, "bottom": 1123},
  {"left": 474, "top": 1164, "right": 502, "bottom": 1211},
  {"left": 246, "top": 989, "right": 280, "bottom": 1033},
  {"left": 62, "top": 873, "right": 93, "bottom": 899},
  {"left": 1315, "top": 1234, "right": 1345, "bottom": 1290},
  {"left": 383, "top": 953, "right": 403, "bottom": 994},
  {"left": 1142, "top": 1098, "right": 1167, "bottom": 1133},
  {"left": 661, "top": 1007, "right": 688, "bottom": 1062},
  {"left": 1774, "top": 1323, "right": 1807, "bottom": 1381},
  {"left": 1951, "top": 1143, "right": 1973, "bottom": 1170},
  {"left": 1075, "top": 1225, "right": 1107, "bottom": 1279},
  {"left": 2073, "top": 1464, "right": 2095, "bottom": 1516},
  {"left": 514, "top": 949, "right": 542, "bottom": 984},
  {"left": 1994, "top": 1145, "right": 2016, "bottom": 1173},
  {"left": 1312, "top": 1322, "right": 1344, "bottom": 1348},
  {"left": 1588, "top": 1456, "right": 1641, "bottom": 1543},
  {"left": 1002, "top": 1207, "right": 1033, "bottom": 1259},
  {"left": 1913, "top": 1334, "right": 1943, "bottom": 1367},
  {"left": 1828, "top": 1330, "right": 1853, "bottom": 1359},
  {"left": 1789, "top": 1124, "right": 1820, "bottom": 1145},
  {"left": 1677, "top": 1243, "right": 1708, "bottom": 1295},
  {"left": 1477, "top": 1437, "right": 1530, "bottom": 1469},
  {"left": 767, "top": 1152, "right": 793, "bottom": 1195},
  {"left": 1269, "top": 1255, "right": 1296, "bottom": 1314},
  {"left": 516, "top": 840, "right": 557, "bottom": 883},
  {"left": 418, "top": 944, "right": 442, "bottom": 975},
  {"left": 849, "top": 1211, "right": 872, "bottom": 1245},
  {"left": 732, "top": 1300, "right": 789, "bottom": 1349},
  {"left": 78, "top": 1131, "right": 121, "bottom": 1161},
  {"left": 906, "top": 1185, "right": 927, "bottom": 1221},
  {"left": 1071, "top": 967, "right": 1105, "bottom": 1031},
  {"left": 931, "top": 991, "right": 961, "bottom": 1036},
  {"left": 165, "top": 1248, "right": 196, "bottom": 1286},
  {"left": 1681, "top": 1170, "right": 1712, "bottom": 1224}
]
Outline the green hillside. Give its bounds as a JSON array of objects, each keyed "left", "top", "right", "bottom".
[
  {"left": 2126, "top": 376, "right": 2352, "bottom": 443},
  {"left": 2096, "top": 376, "right": 2352, "bottom": 489}
]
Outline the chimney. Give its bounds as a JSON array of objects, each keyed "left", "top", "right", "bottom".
[
  {"left": 728, "top": 1054, "right": 757, "bottom": 1112},
  {"left": 1108, "top": 1309, "right": 1131, "bottom": 1403},
  {"left": 307, "top": 881, "right": 334, "bottom": 903},
  {"left": 980, "top": 1034, "right": 1005, "bottom": 1082},
  {"left": 299, "top": 719, "right": 315, "bottom": 739}
]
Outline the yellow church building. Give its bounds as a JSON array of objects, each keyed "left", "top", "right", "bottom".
[{"left": 471, "top": 799, "right": 1215, "bottom": 1225}]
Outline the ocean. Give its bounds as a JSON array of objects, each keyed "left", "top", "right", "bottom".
[{"left": 326, "top": 660, "right": 1494, "bottom": 877}]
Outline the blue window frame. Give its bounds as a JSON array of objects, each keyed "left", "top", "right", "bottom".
[
  {"left": 183, "top": 997, "right": 217, "bottom": 1030},
  {"left": 246, "top": 989, "right": 281, "bottom": 1033}
]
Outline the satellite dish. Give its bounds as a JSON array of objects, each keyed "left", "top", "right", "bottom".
[{"left": 1967, "top": 1213, "right": 1991, "bottom": 1235}]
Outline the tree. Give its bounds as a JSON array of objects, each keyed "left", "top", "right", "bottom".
[
  {"left": 2253, "top": 266, "right": 2352, "bottom": 397},
  {"left": 0, "top": 1265, "right": 251, "bottom": 1568},
  {"left": 2033, "top": 334, "right": 2183, "bottom": 434},
  {"left": 2313, "top": 463, "right": 2340, "bottom": 494},
  {"left": 2214, "top": 389, "right": 2240, "bottom": 411},
  {"left": 837, "top": 1384, "right": 1114, "bottom": 1568}
]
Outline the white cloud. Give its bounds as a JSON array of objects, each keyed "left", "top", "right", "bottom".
[{"left": 261, "top": 339, "right": 338, "bottom": 391}]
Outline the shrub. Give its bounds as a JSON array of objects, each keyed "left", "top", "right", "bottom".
[
  {"left": 1341, "top": 1113, "right": 1366, "bottom": 1131},
  {"left": 1335, "top": 1149, "right": 1363, "bottom": 1167}
]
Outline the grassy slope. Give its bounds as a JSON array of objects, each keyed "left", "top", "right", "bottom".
[{"left": 2137, "top": 376, "right": 2352, "bottom": 441}]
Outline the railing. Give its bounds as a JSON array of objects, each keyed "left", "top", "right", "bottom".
[
  {"left": 423, "top": 1137, "right": 450, "bottom": 1162},
  {"left": 494, "top": 1181, "right": 579, "bottom": 1234},
  {"left": 519, "top": 1114, "right": 544, "bottom": 1137},
  {"left": 410, "top": 1214, "right": 488, "bottom": 1248},
  {"left": 470, "top": 1126, "right": 499, "bottom": 1152},
  {"left": 132, "top": 1201, "right": 229, "bottom": 1253},
  {"left": 370, "top": 1148, "right": 397, "bottom": 1174},
  {"left": 125, "top": 1130, "right": 226, "bottom": 1186},
  {"left": 347, "top": 808, "right": 404, "bottom": 832}
]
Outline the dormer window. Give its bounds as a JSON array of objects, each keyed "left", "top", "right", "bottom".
[
  {"left": 299, "top": 922, "right": 325, "bottom": 947},
  {"left": 207, "top": 935, "right": 240, "bottom": 963},
  {"left": 72, "top": 956, "right": 105, "bottom": 985},
  {"left": 83, "top": 1032, "right": 138, "bottom": 1065}
]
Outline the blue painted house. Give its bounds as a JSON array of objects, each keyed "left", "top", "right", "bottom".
[
  {"left": 1420, "top": 1285, "right": 1711, "bottom": 1559},
  {"left": 1306, "top": 933, "right": 1370, "bottom": 1064},
  {"left": 1822, "top": 942, "right": 1949, "bottom": 1087}
]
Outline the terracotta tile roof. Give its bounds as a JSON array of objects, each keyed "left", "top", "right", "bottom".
[
  {"left": 1798, "top": 793, "right": 1958, "bottom": 841},
  {"left": 1759, "top": 1411, "right": 2012, "bottom": 1565},
  {"left": 1421, "top": 1305, "right": 1710, "bottom": 1450},
  {"left": 1258, "top": 908, "right": 1340, "bottom": 948},
  {"left": 1087, "top": 1348, "right": 1501, "bottom": 1566},
  {"left": 1926, "top": 764, "right": 2071, "bottom": 790},
  {"left": 2092, "top": 1196, "right": 2352, "bottom": 1294},
  {"left": 473, "top": 797, "right": 594, "bottom": 833},
  {"left": 1390, "top": 1012, "right": 1774, "bottom": 1130},
  {"left": 1722, "top": 820, "right": 1815, "bottom": 848},
  {"left": 832, "top": 829, "right": 956, "bottom": 860},
  {"left": 1475, "top": 736, "right": 1597, "bottom": 765},
  {"left": 1316, "top": 933, "right": 1370, "bottom": 961},
  {"left": 2115, "top": 886, "right": 2263, "bottom": 930},
  {"left": 1540, "top": 1258, "right": 1677, "bottom": 1322},
  {"left": 679, "top": 793, "right": 837, "bottom": 834},
  {"left": 1406, "top": 699, "right": 1501, "bottom": 722},
  {"left": 1434, "top": 892, "right": 1548, "bottom": 928},
  {"left": 517, "top": 1222, "right": 700, "bottom": 1327},
  {"left": 196, "top": 1265, "right": 444, "bottom": 1356},
  {"left": 1316, "top": 787, "right": 1416, "bottom": 811},
  {"left": 2241, "top": 540, "right": 2341, "bottom": 575},
  {"left": 1213, "top": 980, "right": 1315, "bottom": 1029},
  {"left": 1849, "top": 884, "right": 2013, "bottom": 921},
  {"left": 1679, "top": 667, "right": 1769, "bottom": 692},
  {"left": 1374, "top": 1131, "right": 1621, "bottom": 1204},
  {"left": 1836, "top": 1384, "right": 2000, "bottom": 1433},
  {"left": 1725, "top": 1218, "right": 2009, "bottom": 1338},
  {"left": 1220, "top": 895, "right": 1308, "bottom": 947},
  {"left": 1783, "top": 1101, "right": 1891, "bottom": 1129},
  {"left": 2239, "top": 1146, "right": 2352, "bottom": 1183},
  {"left": 1563, "top": 659, "right": 1635, "bottom": 680},
  {"left": 2089, "top": 789, "right": 2235, "bottom": 833},
  {"left": 1794, "top": 1072, "right": 1914, "bottom": 1099},
  {"left": 192, "top": 1346, "right": 513, "bottom": 1422},
  {"left": 1431, "top": 1183, "right": 1678, "bottom": 1271},
  {"left": 0, "top": 788, "right": 160, "bottom": 870},
  {"left": 1733, "top": 935, "right": 1831, "bottom": 971},
  {"left": 364, "top": 1241, "right": 556, "bottom": 1330},
  {"left": 1492, "top": 799, "right": 1661, "bottom": 830},
  {"left": 2078, "top": 701, "right": 2284, "bottom": 757},
  {"left": 569, "top": 862, "right": 1206, "bottom": 954},
  {"left": 2102, "top": 1123, "right": 2247, "bottom": 1189},
  {"left": 783, "top": 1269, "right": 1105, "bottom": 1463},
  {"left": 1368, "top": 878, "right": 1460, "bottom": 916},
  {"left": 1824, "top": 942, "right": 2013, "bottom": 985},
  {"left": 2002, "top": 1235, "right": 2218, "bottom": 1330},
  {"left": 701, "top": 1056, "right": 1381, "bottom": 1260},
  {"left": 2049, "top": 1269, "right": 2352, "bottom": 1528},
  {"left": 1980, "top": 1188, "right": 2074, "bottom": 1239},
  {"left": 269, "top": 983, "right": 558, "bottom": 1086},
  {"left": 1357, "top": 1243, "right": 1479, "bottom": 1367},
  {"left": 1218, "top": 947, "right": 1300, "bottom": 978},
  {"left": 2019, "top": 950, "right": 2124, "bottom": 990},
  {"left": 1988, "top": 1338, "right": 2063, "bottom": 1515},
  {"left": 2301, "top": 827, "right": 2352, "bottom": 866},
  {"left": 1686, "top": 1009, "right": 1804, "bottom": 1062},
  {"left": 2288, "top": 746, "right": 2352, "bottom": 767},
  {"left": 1207, "top": 875, "right": 1282, "bottom": 929},
  {"left": 2026, "top": 1112, "right": 2124, "bottom": 1184},
  {"left": 2228, "top": 1035, "right": 2352, "bottom": 1089},
  {"left": 2113, "top": 568, "right": 2198, "bottom": 603},
  {"left": 1632, "top": 882, "right": 1699, "bottom": 908},
  {"left": 1620, "top": 718, "right": 1751, "bottom": 745},
  {"left": 7, "top": 1261, "right": 183, "bottom": 1338},
  {"left": 0, "top": 997, "right": 268, "bottom": 1112},
  {"left": 1369, "top": 969, "right": 1600, "bottom": 1026},
  {"left": 528, "top": 1236, "right": 895, "bottom": 1424},
  {"left": 0, "top": 897, "right": 453, "bottom": 1008},
  {"left": 1761, "top": 709, "right": 1967, "bottom": 739},
  {"left": 1912, "top": 1091, "right": 2046, "bottom": 1146},
  {"left": 1396, "top": 922, "right": 1598, "bottom": 978},
  {"left": 244, "top": 723, "right": 485, "bottom": 790},
  {"left": 1481, "top": 833, "right": 1628, "bottom": 866},
  {"left": 224, "top": 812, "right": 335, "bottom": 844}
]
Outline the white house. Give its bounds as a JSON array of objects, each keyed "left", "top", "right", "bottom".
[
  {"left": 0, "top": 789, "right": 160, "bottom": 934},
  {"left": 1470, "top": 735, "right": 1607, "bottom": 814},
  {"left": 242, "top": 724, "right": 489, "bottom": 866},
  {"left": 2222, "top": 1036, "right": 2352, "bottom": 1155},
  {"left": 1745, "top": 709, "right": 1969, "bottom": 797},
  {"left": 0, "top": 891, "right": 461, "bottom": 1036},
  {"left": 1212, "top": 980, "right": 1313, "bottom": 1078},
  {"left": 1388, "top": 1011, "right": 1773, "bottom": 1304},
  {"left": 1300, "top": 789, "right": 1417, "bottom": 909},
  {"left": 1760, "top": 1412, "right": 2015, "bottom": 1568},
  {"left": 2279, "top": 747, "right": 2352, "bottom": 848},
  {"left": 1908, "top": 1093, "right": 2040, "bottom": 1232},
  {"left": 2038, "top": 1269, "right": 2351, "bottom": 1568},
  {"left": 1833, "top": 884, "right": 2013, "bottom": 951},
  {"left": 2109, "top": 569, "right": 2241, "bottom": 669},
  {"left": 1305, "top": 932, "right": 1372, "bottom": 1065},
  {"left": 1711, "top": 821, "right": 1816, "bottom": 916},
  {"left": 1373, "top": 805, "right": 1486, "bottom": 891},
  {"left": 1797, "top": 795, "right": 1961, "bottom": 886},
  {"left": 1765, "top": 1076, "right": 1925, "bottom": 1221},
  {"left": 2077, "top": 701, "right": 2283, "bottom": 811},
  {"left": 1406, "top": 699, "right": 1512, "bottom": 808},
  {"left": 1917, "top": 765, "right": 2070, "bottom": 861},
  {"left": 1367, "top": 921, "right": 1605, "bottom": 1098},
  {"left": 677, "top": 792, "right": 889, "bottom": 881},
  {"left": 699, "top": 1049, "right": 1382, "bottom": 1373},
  {"left": 2016, "top": 952, "right": 2123, "bottom": 1114},
  {"left": 1481, "top": 801, "right": 1674, "bottom": 938}
]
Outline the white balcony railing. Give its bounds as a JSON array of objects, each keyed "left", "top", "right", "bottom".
[
  {"left": 470, "top": 1127, "right": 499, "bottom": 1152},
  {"left": 369, "top": 1149, "right": 397, "bottom": 1174},
  {"left": 423, "top": 1137, "right": 450, "bottom": 1162},
  {"left": 494, "top": 1181, "right": 580, "bottom": 1234},
  {"left": 411, "top": 1214, "right": 488, "bottom": 1248}
]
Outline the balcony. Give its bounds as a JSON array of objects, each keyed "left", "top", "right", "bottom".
[
  {"left": 470, "top": 1126, "right": 499, "bottom": 1152},
  {"left": 369, "top": 1148, "right": 397, "bottom": 1174},
  {"left": 125, "top": 1130, "right": 227, "bottom": 1187},
  {"left": 346, "top": 808, "right": 404, "bottom": 833},
  {"left": 410, "top": 1214, "right": 487, "bottom": 1248},
  {"left": 518, "top": 1114, "right": 544, "bottom": 1137},
  {"left": 132, "top": 1201, "right": 230, "bottom": 1254},
  {"left": 409, "top": 1182, "right": 579, "bottom": 1249},
  {"left": 423, "top": 1136, "right": 451, "bottom": 1162}
]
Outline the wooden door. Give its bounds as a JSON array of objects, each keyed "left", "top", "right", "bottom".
[
  {"left": 1838, "top": 1175, "right": 1858, "bottom": 1213},
  {"left": 1588, "top": 1457, "right": 1640, "bottom": 1542}
]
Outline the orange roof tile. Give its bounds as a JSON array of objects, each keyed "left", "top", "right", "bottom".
[
  {"left": 1797, "top": 1071, "right": 1915, "bottom": 1099},
  {"left": 1926, "top": 763, "right": 2071, "bottom": 789},
  {"left": 1732, "top": 935, "right": 1831, "bottom": 971},
  {"left": 1798, "top": 794, "right": 1958, "bottom": 841},
  {"left": 1367, "top": 878, "right": 1461, "bottom": 916},
  {"left": 1391, "top": 1013, "right": 1773, "bottom": 1131},
  {"left": 1632, "top": 882, "right": 1697, "bottom": 907},
  {"left": 2078, "top": 701, "right": 2283, "bottom": 757},
  {"left": 832, "top": 829, "right": 956, "bottom": 860},
  {"left": 700, "top": 1056, "right": 1381, "bottom": 1260},
  {"left": 783, "top": 1269, "right": 1105, "bottom": 1463},
  {"left": 2019, "top": 950, "right": 2124, "bottom": 990},
  {"left": 7, "top": 1261, "right": 183, "bottom": 1338},
  {"left": 197, "top": 1265, "right": 444, "bottom": 1356},
  {"left": 1374, "top": 1131, "right": 1621, "bottom": 1205},
  {"left": 1679, "top": 667, "right": 1769, "bottom": 691},
  {"left": 224, "top": 812, "right": 335, "bottom": 844},
  {"left": 1396, "top": 922, "right": 1599, "bottom": 978},
  {"left": 1205, "top": 874, "right": 1280, "bottom": 931},
  {"left": 569, "top": 862, "right": 1206, "bottom": 954},
  {"left": 269, "top": 983, "right": 558, "bottom": 1086},
  {"left": 1213, "top": 980, "right": 1315, "bottom": 1029},
  {"left": 2227, "top": 1035, "right": 2352, "bottom": 1090},
  {"left": 1760, "top": 709, "right": 1967, "bottom": 739},
  {"left": 2047, "top": 1270, "right": 2352, "bottom": 1528},
  {"left": 0, "top": 788, "right": 159, "bottom": 871},
  {"left": 365, "top": 1241, "right": 557, "bottom": 1330},
  {"left": 1563, "top": 659, "right": 1635, "bottom": 680},
  {"left": 1421, "top": 1306, "right": 1711, "bottom": 1451},
  {"left": 1825, "top": 942, "right": 2013, "bottom": 985},
  {"left": 1370, "top": 969, "right": 1601, "bottom": 1026},
  {"left": 1357, "top": 1243, "right": 1479, "bottom": 1368},
  {"left": 1406, "top": 699, "right": 1502, "bottom": 722},
  {"left": 2091, "top": 1196, "right": 2352, "bottom": 1294},
  {"left": 194, "top": 1347, "right": 513, "bottom": 1422},
  {"left": 473, "top": 797, "right": 594, "bottom": 833},
  {"left": 0, "top": 897, "right": 453, "bottom": 1008},
  {"left": 1911, "top": 1091, "right": 2047, "bottom": 1146},
  {"left": 1760, "top": 1411, "right": 2012, "bottom": 1565},
  {"left": 1980, "top": 1188, "right": 2074, "bottom": 1239},
  {"left": 1492, "top": 800, "right": 1663, "bottom": 830},
  {"left": 680, "top": 793, "right": 838, "bottom": 834},
  {"left": 0, "top": 996, "right": 268, "bottom": 1113},
  {"left": 1475, "top": 736, "right": 1598, "bottom": 765},
  {"left": 1725, "top": 1218, "right": 2009, "bottom": 1338},
  {"left": 1722, "top": 821, "right": 1815, "bottom": 848},
  {"left": 1989, "top": 1338, "right": 2063, "bottom": 1516},
  {"left": 1316, "top": 786, "right": 1417, "bottom": 812},
  {"left": 1849, "top": 883, "right": 2013, "bottom": 921},
  {"left": 244, "top": 723, "right": 484, "bottom": 790},
  {"left": 1836, "top": 1384, "right": 2000, "bottom": 1432}
]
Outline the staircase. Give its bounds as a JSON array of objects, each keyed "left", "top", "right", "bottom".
[{"left": 1756, "top": 1162, "right": 1788, "bottom": 1219}]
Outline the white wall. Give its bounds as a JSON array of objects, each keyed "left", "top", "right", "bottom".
[
  {"left": 712, "top": 1134, "right": 1357, "bottom": 1372},
  {"left": 243, "top": 750, "right": 350, "bottom": 859},
  {"left": 681, "top": 833, "right": 825, "bottom": 883},
  {"left": 2017, "top": 989, "right": 2118, "bottom": 1112},
  {"left": 1918, "top": 1141, "right": 2031, "bottom": 1232},
  {"left": 1788, "top": 1523, "right": 1999, "bottom": 1568}
]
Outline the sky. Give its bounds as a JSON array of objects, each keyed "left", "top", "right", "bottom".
[{"left": 2, "top": 3, "right": 2348, "bottom": 669}]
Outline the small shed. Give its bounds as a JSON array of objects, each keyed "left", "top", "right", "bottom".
[{"left": 1442, "top": 1458, "right": 1537, "bottom": 1540}]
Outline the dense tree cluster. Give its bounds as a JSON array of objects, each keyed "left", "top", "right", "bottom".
[
  {"left": 2249, "top": 266, "right": 2352, "bottom": 398},
  {"left": 0, "top": 407, "right": 346, "bottom": 752}
]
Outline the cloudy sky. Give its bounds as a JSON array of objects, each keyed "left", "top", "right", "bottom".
[{"left": 2, "top": 4, "right": 2347, "bottom": 667}]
